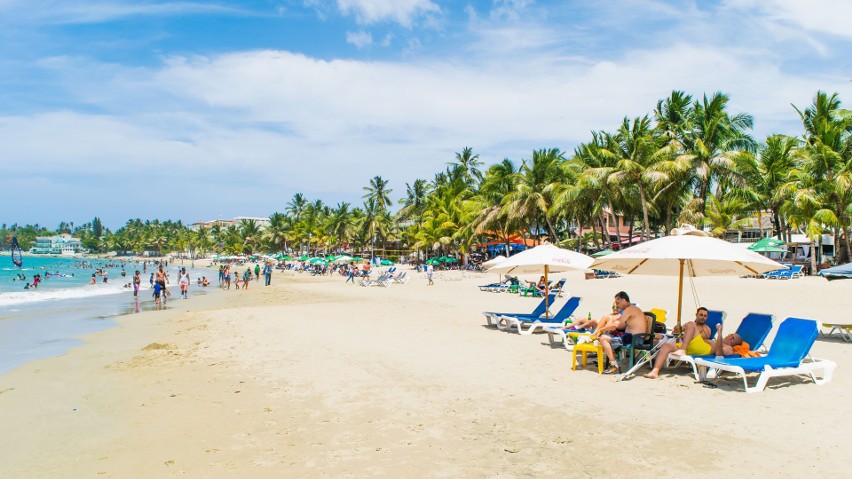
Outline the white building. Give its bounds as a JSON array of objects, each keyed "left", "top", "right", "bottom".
[
  {"left": 191, "top": 217, "right": 270, "bottom": 231},
  {"left": 31, "top": 234, "right": 83, "bottom": 255}
]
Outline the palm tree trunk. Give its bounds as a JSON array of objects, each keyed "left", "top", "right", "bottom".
[
  {"left": 639, "top": 185, "right": 650, "bottom": 241},
  {"left": 810, "top": 238, "right": 818, "bottom": 275}
]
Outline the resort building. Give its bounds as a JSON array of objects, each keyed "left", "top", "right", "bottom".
[
  {"left": 31, "top": 234, "right": 83, "bottom": 255},
  {"left": 191, "top": 217, "right": 270, "bottom": 231}
]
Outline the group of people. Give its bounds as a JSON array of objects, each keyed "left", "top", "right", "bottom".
[
  {"left": 568, "top": 291, "right": 744, "bottom": 376},
  {"left": 217, "top": 263, "right": 274, "bottom": 289}
]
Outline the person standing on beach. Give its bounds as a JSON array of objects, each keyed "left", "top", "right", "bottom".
[
  {"left": 263, "top": 262, "right": 272, "bottom": 286},
  {"left": 426, "top": 262, "right": 434, "bottom": 285},
  {"left": 155, "top": 265, "right": 167, "bottom": 296},
  {"left": 255, "top": 264, "right": 261, "bottom": 283},
  {"left": 133, "top": 270, "right": 141, "bottom": 298}
]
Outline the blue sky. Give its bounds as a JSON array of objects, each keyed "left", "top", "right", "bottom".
[{"left": 1, "top": 0, "right": 850, "bottom": 229}]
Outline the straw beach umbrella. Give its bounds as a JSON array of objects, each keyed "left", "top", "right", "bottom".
[
  {"left": 489, "top": 244, "right": 594, "bottom": 316},
  {"left": 589, "top": 226, "right": 784, "bottom": 333}
]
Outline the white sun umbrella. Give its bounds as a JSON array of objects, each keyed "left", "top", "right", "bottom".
[
  {"left": 332, "top": 255, "right": 354, "bottom": 263},
  {"left": 589, "top": 228, "right": 784, "bottom": 332},
  {"left": 481, "top": 254, "right": 508, "bottom": 285},
  {"left": 481, "top": 255, "right": 507, "bottom": 271},
  {"left": 489, "top": 244, "right": 594, "bottom": 316}
]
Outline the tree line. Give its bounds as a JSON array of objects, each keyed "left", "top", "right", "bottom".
[{"left": 3, "top": 90, "right": 849, "bottom": 270}]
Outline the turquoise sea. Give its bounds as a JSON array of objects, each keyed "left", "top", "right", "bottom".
[{"left": 0, "top": 255, "right": 216, "bottom": 375}]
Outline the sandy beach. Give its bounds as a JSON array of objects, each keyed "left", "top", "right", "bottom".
[{"left": 1, "top": 268, "right": 850, "bottom": 478}]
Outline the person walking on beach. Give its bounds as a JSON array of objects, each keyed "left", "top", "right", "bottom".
[
  {"left": 255, "top": 264, "right": 261, "bottom": 283},
  {"left": 345, "top": 261, "right": 356, "bottom": 284},
  {"left": 133, "top": 270, "right": 141, "bottom": 298},
  {"left": 218, "top": 265, "right": 224, "bottom": 286},
  {"left": 242, "top": 268, "right": 251, "bottom": 290},
  {"left": 426, "top": 262, "right": 434, "bottom": 285},
  {"left": 263, "top": 262, "right": 272, "bottom": 286},
  {"left": 179, "top": 267, "right": 190, "bottom": 299}
]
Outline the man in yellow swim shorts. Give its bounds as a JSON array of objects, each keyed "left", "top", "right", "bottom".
[{"left": 644, "top": 307, "right": 741, "bottom": 379}]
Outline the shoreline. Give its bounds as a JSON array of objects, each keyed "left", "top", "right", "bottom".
[{"left": 1, "top": 269, "right": 850, "bottom": 477}]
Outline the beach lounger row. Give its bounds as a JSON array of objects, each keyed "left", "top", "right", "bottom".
[
  {"left": 358, "top": 270, "right": 408, "bottom": 287},
  {"left": 756, "top": 264, "right": 804, "bottom": 279}
]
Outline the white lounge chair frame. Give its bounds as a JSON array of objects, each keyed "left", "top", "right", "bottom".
[
  {"left": 692, "top": 356, "right": 837, "bottom": 393},
  {"left": 820, "top": 323, "right": 852, "bottom": 342}
]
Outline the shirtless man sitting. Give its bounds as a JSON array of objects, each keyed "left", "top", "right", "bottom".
[
  {"left": 588, "top": 291, "right": 646, "bottom": 374},
  {"left": 643, "top": 307, "right": 743, "bottom": 379}
]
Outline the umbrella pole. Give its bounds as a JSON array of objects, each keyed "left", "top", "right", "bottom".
[
  {"left": 673, "top": 259, "right": 684, "bottom": 335},
  {"left": 544, "top": 265, "right": 551, "bottom": 317}
]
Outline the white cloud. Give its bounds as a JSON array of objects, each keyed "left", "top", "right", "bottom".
[
  {"left": 0, "top": 0, "right": 237, "bottom": 25},
  {"left": 3, "top": 0, "right": 852, "bottom": 226},
  {"left": 346, "top": 30, "right": 374, "bottom": 48},
  {"left": 336, "top": 0, "right": 440, "bottom": 27},
  {"left": 724, "top": 0, "right": 852, "bottom": 39}
]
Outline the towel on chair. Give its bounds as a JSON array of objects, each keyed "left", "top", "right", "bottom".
[{"left": 732, "top": 341, "right": 761, "bottom": 358}]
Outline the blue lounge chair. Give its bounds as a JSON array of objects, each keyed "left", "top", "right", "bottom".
[
  {"left": 762, "top": 267, "right": 788, "bottom": 279},
  {"left": 482, "top": 293, "right": 556, "bottom": 329},
  {"left": 694, "top": 317, "right": 836, "bottom": 393},
  {"left": 706, "top": 310, "right": 727, "bottom": 339},
  {"left": 501, "top": 296, "right": 582, "bottom": 334},
  {"left": 667, "top": 312, "right": 773, "bottom": 380},
  {"left": 735, "top": 313, "right": 774, "bottom": 352},
  {"left": 781, "top": 264, "right": 804, "bottom": 279}
]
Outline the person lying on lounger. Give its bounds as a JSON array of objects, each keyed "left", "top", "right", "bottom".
[{"left": 643, "top": 308, "right": 743, "bottom": 379}]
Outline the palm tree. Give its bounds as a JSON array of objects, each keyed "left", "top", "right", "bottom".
[
  {"left": 504, "top": 148, "right": 566, "bottom": 244},
  {"left": 264, "top": 212, "right": 289, "bottom": 253},
  {"left": 448, "top": 146, "right": 483, "bottom": 189},
  {"left": 286, "top": 193, "right": 307, "bottom": 220},
  {"left": 327, "top": 202, "right": 354, "bottom": 252},
  {"left": 704, "top": 194, "right": 751, "bottom": 238},
  {"left": 606, "top": 115, "right": 672, "bottom": 240},
  {"left": 734, "top": 135, "right": 798, "bottom": 239},
  {"left": 397, "top": 179, "right": 429, "bottom": 224},
  {"left": 791, "top": 91, "right": 852, "bottom": 262},
  {"left": 677, "top": 92, "right": 756, "bottom": 221},
  {"left": 363, "top": 175, "right": 393, "bottom": 212},
  {"left": 239, "top": 219, "right": 262, "bottom": 254}
]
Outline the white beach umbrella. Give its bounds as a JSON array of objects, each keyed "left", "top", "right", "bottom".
[
  {"left": 480, "top": 255, "right": 507, "bottom": 271},
  {"left": 589, "top": 230, "right": 784, "bottom": 331},
  {"left": 332, "top": 255, "right": 354, "bottom": 263},
  {"left": 489, "top": 244, "right": 595, "bottom": 315}
]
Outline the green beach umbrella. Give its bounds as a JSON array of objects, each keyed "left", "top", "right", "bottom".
[
  {"left": 442, "top": 257, "right": 458, "bottom": 263},
  {"left": 751, "top": 245, "right": 787, "bottom": 253},
  {"left": 748, "top": 237, "right": 785, "bottom": 251},
  {"left": 299, "top": 254, "right": 310, "bottom": 261},
  {"left": 309, "top": 257, "right": 327, "bottom": 264},
  {"left": 380, "top": 259, "right": 394, "bottom": 266}
]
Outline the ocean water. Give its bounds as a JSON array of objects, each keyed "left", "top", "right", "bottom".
[{"left": 0, "top": 255, "right": 217, "bottom": 375}]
